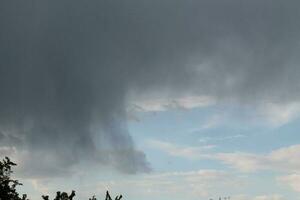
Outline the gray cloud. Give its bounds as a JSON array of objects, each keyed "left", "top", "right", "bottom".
[{"left": 0, "top": 0, "right": 300, "bottom": 176}]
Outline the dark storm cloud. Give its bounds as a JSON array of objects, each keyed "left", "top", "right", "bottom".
[{"left": 0, "top": 0, "right": 300, "bottom": 176}]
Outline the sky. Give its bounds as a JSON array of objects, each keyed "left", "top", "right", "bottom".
[{"left": 0, "top": 0, "right": 300, "bottom": 200}]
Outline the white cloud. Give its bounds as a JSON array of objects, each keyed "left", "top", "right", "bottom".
[
  {"left": 216, "top": 144, "right": 300, "bottom": 173},
  {"left": 277, "top": 174, "right": 300, "bottom": 193},
  {"left": 144, "top": 140, "right": 300, "bottom": 195},
  {"left": 201, "top": 114, "right": 223, "bottom": 129},
  {"left": 231, "top": 194, "right": 284, "bottom": 200},
  {"left": 259, "top": 102, "right": 300, "bottom": 127},
  {"left": 128, "top": 95, "right": 300, "bottom": 129},
  {"left": 30, "top": 179, "right": 50, "bottom": 195},
  {"left": 129, "top": 95, "right": 216, "bottom": 112},
  {"left": 149, "top": 140, "right": 300, "bottom": 174},
  {"left": 269, "top": 145, "right": 300, "bottom": 171},
  {"left": 252, "top": 195, "right": 283, "bottom": 200},
  {"left": 215, "top": 152, "right": 268, "bottom": 173},
  {"left": 147, "top": 139, "right": 215, "bottom": 160},
  {"left": 91, "top": 169, "right": 242, "bottom": 200},
  {"left": 198, "top": 134, "right": 245, "bottom": 143}
]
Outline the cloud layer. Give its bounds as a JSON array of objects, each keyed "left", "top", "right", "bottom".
[{"left": 1, "top": 0, "right": 300, "bottom": 176}]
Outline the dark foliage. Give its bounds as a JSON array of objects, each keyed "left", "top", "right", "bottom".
[
  {"left": 0, "top": 157, "right": 28, "bottom": 200},
  {"left": 42, "top": 190, "right": 75, "bottom": 200},
  {"left": 105, "top": 191, "right": 122, "bottom": 200},
  {"left": 1, "top": 157, "right": 231, "bottom": 200},
  {"left": 0, "top": 157, "right": 123, "bottom": 200},
  {"left": 0, "top": 157, "right": 230, "bottom": 200},
  {"left": 41, "top": 190, "right": 122, "bottom": 200}
]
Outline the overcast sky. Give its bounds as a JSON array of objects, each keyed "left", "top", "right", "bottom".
[{"left": 1, "top": 1, "right": 300, "bottom": 199}]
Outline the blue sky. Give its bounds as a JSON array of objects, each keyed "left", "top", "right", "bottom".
[{"left": 126, "top": 97, "right": 300, "bottom": 200}]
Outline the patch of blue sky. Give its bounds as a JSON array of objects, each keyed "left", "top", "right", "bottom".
[{"left": 129, "top": 102, "right": 300, "bottom": 153}]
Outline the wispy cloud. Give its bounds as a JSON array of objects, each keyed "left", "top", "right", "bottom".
[
  {"left": 147, "top": 139, "right": 215, "bottom": 160},
  {"left": 198, "top": 134, "right": 245, "bottom": 143},
  {"left": 91, "top": 169, "right": 241, "bottom": 200},
  {"left": 149, "top": 140, "right": 300, "bottom": 194},
  {"left": 252, "top": 195, "right": 284, "bottom": 200},
  {"left": 218, "top": 144, "right": 300, "bottom": 173},
  {"left": 258, "top": 101, "right": 300, "bottom": 127},
  {"left": 200, "top": 114, "right": 223, "bottom": 129},
  {"left": 129, "top": 95, "right": 216, "bottom": 113},
  {"left": 232, "top": 194, "right": 284, "bottom": 200},
  {"left": 277, "top": 173, "right": 300, "bottom": 193},
  {"left": 149, "top": 140, "right": 300, "bottom": 174}
]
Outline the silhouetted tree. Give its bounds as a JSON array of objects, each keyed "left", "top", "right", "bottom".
[
  {"left": 89, "top": 195, "right": 97, "bottom": 200},
  {"left": 1, "top": 157, "right": 124, "bottom": 200},
  {"left": 0, "top": 157, "right": 28, "bottom": 200},
  {"left": 105, "top": 191, "right": 122, "bottom": 200},
  {"left": 42, "top": 190, "right": 76, "bottom": 200}
]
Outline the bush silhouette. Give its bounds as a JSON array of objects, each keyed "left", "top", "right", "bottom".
[
  {"left": 0, "top": 157, "right": 122, "bottom": 200},
  {"left": 1, "top": 157, "right": 230, "bottom": 200},
  {"left": 0, "top": 157, "right": 28, "bottom": 200}
]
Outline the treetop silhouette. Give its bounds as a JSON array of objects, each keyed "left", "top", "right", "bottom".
[
  {"left": 0, "top": 157, "right": 123, "bottom": 200},
  {"left": 0, "top": 157, "right": 28, "bottom": 200}
]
